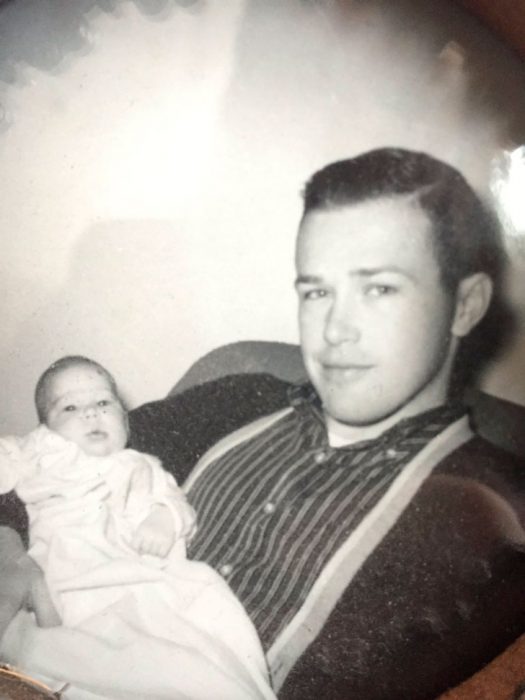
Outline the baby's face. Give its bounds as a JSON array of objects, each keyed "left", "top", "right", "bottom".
[{"left": 44, "top": 365, "right": 128, "bottom": 457}]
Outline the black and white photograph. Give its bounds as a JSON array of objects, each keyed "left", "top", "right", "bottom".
[{"left": 0, "top": 1, "right": 525, "bottom": 698}]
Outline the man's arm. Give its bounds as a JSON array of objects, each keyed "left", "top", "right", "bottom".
[{"left": 0, "top": 526, "right": 60, "bottom": 640}]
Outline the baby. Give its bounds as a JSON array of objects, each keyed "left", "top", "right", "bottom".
[
  {"left": 0, "top": 356, "right": 274, "bottom": 700},
  {"left": 31, "top": 355, "right": 195, "bottom": 560}
]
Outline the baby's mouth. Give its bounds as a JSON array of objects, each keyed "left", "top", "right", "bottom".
[{"left": 86, "top": 430, "right": 107, "bottom": 440}]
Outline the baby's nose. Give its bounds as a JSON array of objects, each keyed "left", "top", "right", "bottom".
[{"left": 83, "top": 404, "right": 99, "bottom": 418}]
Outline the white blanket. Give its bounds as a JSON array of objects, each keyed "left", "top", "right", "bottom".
[{"left": 0, "top": 427, "right": 274, "bottom": 700}]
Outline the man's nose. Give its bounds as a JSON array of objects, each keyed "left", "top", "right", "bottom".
[{"left": 323, "top": 298, "right": 361, "bottom": 346}]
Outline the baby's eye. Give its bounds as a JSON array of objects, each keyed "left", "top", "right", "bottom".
[
  {"left": 97, "top": 399, "right": 111, "bottom": 408},
  {"left": 64, "top": 405, "right": 77, "bottom": 412}
]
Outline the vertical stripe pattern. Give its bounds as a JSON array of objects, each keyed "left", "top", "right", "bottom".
[{"left": 188, "top": 385, "right": 464, "bottom": 649}]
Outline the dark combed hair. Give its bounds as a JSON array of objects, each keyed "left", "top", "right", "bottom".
[
  {"left": 35, "top": 355, "right": 125, "bottom": 424},
  {"left": 302, "top": 147, "right": 514, "bottom": 393},
  {"left": 302, "top": 147, "right": 505, "bottom": 294}
]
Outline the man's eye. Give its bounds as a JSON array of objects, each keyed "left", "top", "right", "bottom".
[
  {"left": 302, "top": 288, "right": 328, "bottom": 301},
  {"left": 366, "top": 284, "right": 397, "bottom": 298},
  {"left": 64, "top": 405, "right": 77, "bottom": 412}
]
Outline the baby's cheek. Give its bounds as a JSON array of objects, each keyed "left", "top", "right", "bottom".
[
  {"left": 113, "top": 416, "right": 129, "bottom": 449},
  {"left": 47, "top": 414, "right": 70, "bottom": 433}
]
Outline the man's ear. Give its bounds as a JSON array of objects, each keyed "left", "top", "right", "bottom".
[{"left": 451, "top": 273, "right": 493, "bottom": 338}]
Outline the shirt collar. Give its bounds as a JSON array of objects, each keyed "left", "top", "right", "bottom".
[{"left": 287, "top": 382, "right": 467, "bottom": 453}]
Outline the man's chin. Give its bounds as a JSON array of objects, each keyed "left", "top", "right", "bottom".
[
  {"left": 327, "top": 412, "right": 386, "bottom": 428},
  {"left": 322, "top": 400, "right": 397, "bottom": 428}
]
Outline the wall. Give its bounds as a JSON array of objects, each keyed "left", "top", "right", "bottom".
[{"left": 0, "top": 0, "right": 524, "bottom": 434}]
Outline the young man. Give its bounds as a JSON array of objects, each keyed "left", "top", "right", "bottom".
[{"left": 2, "top": 148, "right": 525, "bottom": 700}]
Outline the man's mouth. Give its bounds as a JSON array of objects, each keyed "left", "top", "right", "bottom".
[{"left": 320, "top": 363, "right": 373, "bottom": 382}]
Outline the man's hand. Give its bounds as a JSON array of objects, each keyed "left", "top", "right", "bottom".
[
  {"left": 131, "top": 504, "right": 176, "bottom": 558},
  {"left": 0, "top": 527, "right": 61, "bottom": 641}
]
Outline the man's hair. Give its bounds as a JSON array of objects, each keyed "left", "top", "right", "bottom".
[
  {"left": 301, "top": 147, "right": 513, "bottom": 392},
  {"left": 35, "top": 355, "right": 125, "bottom": 424},
  {"left": 302, "top": 147, "right": 505, "bottom": 295}
]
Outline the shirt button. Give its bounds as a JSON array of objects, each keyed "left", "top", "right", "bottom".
[
  {"left": 264, "top": 502, "right": 276, "bottom": 515},
  {"left": 386, "top": 448, "right": 397, "bottom": 459},
  {"left": 220, "top": 564, "right": 233, "bottom": 577},
  {"left": 314, "top": 450, "right": 329, "bottom": 464},
  {"left": 289, "top": 395, "right": 302, "bottom": 407}
]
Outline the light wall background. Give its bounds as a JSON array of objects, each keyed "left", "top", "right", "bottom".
[{"left": 0, "top": 0, "right": 524, "bottom": 434}]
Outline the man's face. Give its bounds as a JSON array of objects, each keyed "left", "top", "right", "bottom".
[
  {"left": 295, "top": 197, "right": 461, "bottom": 430},
  {"left": 45, "top": 365, "right": 128, "bottom": 456}
]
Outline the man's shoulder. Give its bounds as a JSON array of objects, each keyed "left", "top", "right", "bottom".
[
  {"left": 130, "top": 372, "right": 291, "bottom": 424},
  {"left": 439, "top": 432, "right": 525, "bottom": 492},
  {"left": 467, "top": 389, "right": 525, "bottom": 459},
  {"left": 128, "top": 373, "right": 292, "bottom": 481}
]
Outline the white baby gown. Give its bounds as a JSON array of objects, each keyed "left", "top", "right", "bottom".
[{"left": 0, "top": 426, "right": 275, "bottom": 700}]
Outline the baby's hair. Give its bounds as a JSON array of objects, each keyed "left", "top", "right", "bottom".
[{"left": 35, "top": 355, "right": 126, "bottom": 424}]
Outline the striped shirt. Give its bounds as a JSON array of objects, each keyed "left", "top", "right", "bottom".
[{"left": 187, "top": 384, "right": 464, "bottom": 649}]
